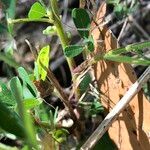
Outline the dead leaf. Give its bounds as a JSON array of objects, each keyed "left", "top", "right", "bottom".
[{"left": 91, "top": 2, "right": 150, "bottom": 149}]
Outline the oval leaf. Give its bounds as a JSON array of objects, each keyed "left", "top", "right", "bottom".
[
  {"left": 79, "top": 73, "right": 92, "bottom": 94},
  {"left": 64, "top": 45, "right": 84, "bottom": 58},
  {"left": 28, "top": 2, "right": 46, "bottom": 19},
  {"left": 72, "top": 8, "right": 90, "bottom": 39},
  {"left": 84, "top": 35, "right": 94, "bottom": 52},
  {"left": 37, "top": 45, "right": 50, "bottom": 81}
]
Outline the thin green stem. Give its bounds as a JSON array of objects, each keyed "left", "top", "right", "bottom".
[
  {"left": 50, "top": 0, "right": 80, "bottom": 99},
  {"left": 8, "top": 18, "right": 53, "bottom": 24},
  {"left": 50, "top": 0, "right": 76, "bottom": 74},
  {"left": 106, "top": 41, "right": 150, "bottom": 55},
  {"left": 73, "top": 41, "right": 150, "bottom": 74},
  {"left": 125, "top": 41, "right": 150, "bottom": 51}
]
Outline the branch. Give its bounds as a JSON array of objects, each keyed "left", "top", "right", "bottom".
[
  {"left": 81, "top": 66, "right": 150, "bottom": 150},
  {"left": 40, "top": 62, "right": 81, "bottom": 130}
]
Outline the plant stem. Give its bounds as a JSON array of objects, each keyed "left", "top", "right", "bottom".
[
  {"left": 45, "top": 66, "right": 81, "bottom": 130},
  {"left": 50, "top": 0, "right": 81, "bottom": 99},
  {"left": 72, "top": 41, "right": 150, "bottom": 74},
  {"left": 50, "top": 0, "right": 76, "bottom": 74},
  {"left": 8, "top": 18, "right": 53, "bottom": 24}
]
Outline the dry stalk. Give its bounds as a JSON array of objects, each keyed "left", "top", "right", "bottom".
[{"left": 81, "top": 66, "right": 150, "bottom": 150}]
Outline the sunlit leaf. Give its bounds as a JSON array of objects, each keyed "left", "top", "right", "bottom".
[
  {"left": 37, "top": 45, "right": 50, "bottom": 81},
  {"left": 23, "top": 98, "right": 42, "bottom": 110},
  {"left": 28, "top": 2, "right": 46, "bottom": 19}
]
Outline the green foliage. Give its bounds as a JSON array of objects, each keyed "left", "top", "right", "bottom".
[
  {"left": 79, "top": 73, "right": 92, "bottom": 94},
  {"left": 0, "top": 81, "right": 16, "bottom": 106},
  {"left": 10, "top": 77, "right": 24, "bottom": 117},
  {"left": 10, "top": 77, "right": 38, "bottom": 149},
  {"left": 23, "top": 98, "right": 42, "bottom": 110},
  {"left": 84, "top": 36, "right": 94, "bottom": 52},
  {"left": 89, "top": 100, "right": 104, "bottom": 116},
  {"left": 72, "top": 8, "right": 90, "bottom": 39},
  {"left": 18, "top": 67, "right": 37, "bottom": 98},
  {"left": 1, "top": 0, "right": 16, "bottom": 23},
  {"left": 104, "top": 54, "right": 150, "bottom": 65},
  {"left": 43, "top": 26, "right": 57, "bottom": 35},
  {"left": 0, "top": 101, "right": 25, "bottom": 138},
  {"left": 37, "top": 45, "right": 50, "bottom": 81},
  {"left": 1, "top": 0, "right": 16, "bottom": 33},
  {"left": 52, "top": 128, "right": 69, "bottom": 143},
  {"left": 28, "top": 2, "right": 46, "bottom": 19},
  {"left": 64, "top": 45, "right": 84, "bottom": 58},
  {"left": 49, "top": 107, "right": 58, "bottom": 129},
  {"left": 107, "top": 0, "right": 139, "bottom": 20},
  {"left": 5, "top": 0, "right": 16, "bottom": 19},
  {"left": 2, "top": 0, "right": 150, "bottom": 149}
]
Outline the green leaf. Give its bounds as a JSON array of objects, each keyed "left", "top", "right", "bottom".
[
  {"left": 1, "top": 0, "right": 16, "bottom": 18},
  {"left": 37, "top": 45, "right": 50, "bottom": 81},
  {"left": 10, "top": 78, "right": 38, "bottom": 148},
  {"left": 0, "top": 101, "right": 25, "bottom": 138},
  {"left": 84, "top": 36, "right": 94, "bottom": 52},
  {"left": 89, "top": 100, "right": 104, "bottom": 115},
  {"left": 18, "top": 67, "right": 37, "bottom": 97},
  {"left": 34, "top": 62, "right": 39, "bottom": 80},
  {"left": 6, "top": 0, "right": 16, "bottom": 19},
  {"left": 52, "top": 129, "right": 69, "bottom": 143},
  {"left": 0, "top": 52, "right": 20, "bottom": 68},
  {"left": 28, "top": 2, "right": 46, "bottom": 19},
  {"left": 104, "top": 54, "right": 150, "bottom": 66},
  {"left": 64, "top": 45, "right": 84, "bottom": 58},
  {"left": 2, "top": 0, "right": 16, "bottom": 33},
  {"left": 23, "top": 98, "right": 42, "bottom": 110},
  {"left": 114, "top": 4, "right": 127, "bottom": 19},
  {"left": 10, "top": 77, "right": 24, "bottom": 117},
  {"left": 43, "top": 26, "right": 57, "bottom": 35},
  {"left": 79, "top": 73, "right": 92, "bottom": 94},
  {"left": 0, "top": 81, "right": 16, "bottom": 106},
  {"left": 72, "top": 8, "right": 90, "bottom": 39}
]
